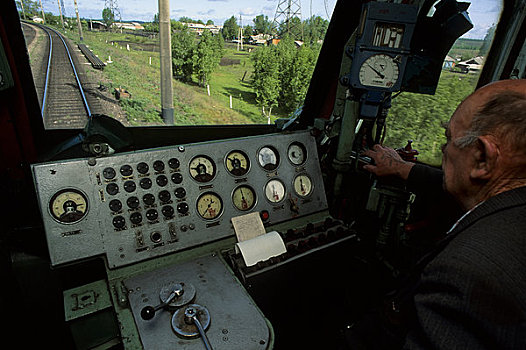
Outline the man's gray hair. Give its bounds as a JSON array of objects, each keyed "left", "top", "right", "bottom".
[{"left": 454, "top": 91, "right": 526, "bottom": 150}]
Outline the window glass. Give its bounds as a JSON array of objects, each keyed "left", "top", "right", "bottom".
[
  {"left": 18, "top": 0, "right": 334, "bottom": 128},
  {"left": 384, "top": 0, "right": 503, "bottom": 165}
]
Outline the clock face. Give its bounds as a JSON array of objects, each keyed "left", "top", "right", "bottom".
[{"left": 358, "top": 54, "right": 400, "bottom": 89}]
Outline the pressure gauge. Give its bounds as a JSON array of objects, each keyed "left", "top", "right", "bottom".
[
  {"left": 189, "top": 155, "right": 216, "bottom": 183},
  {"left": 225, "top": 150, "right": 249, "bottom": 176},
  {"left": 358, "top": 54, "right": 400, "bottom": 89},
  {"left": 264, "top": 179, "right": 285, "bottom": 203},
  {"left": 288, "top": 142, "right": 307, "bottom": 165},
  {"left": 258, "top": 146, "right": 280, "bottom": 171},
  {"left": 293, "top": 174, "right": 313, "bottom": 198},
  {"left": 49, "top": 189, "right": 88, "bottom": 224},
  {"left": 232, "top": 185, "right": 256, "bottom": 211},
  {"left": 196, "top": 192, "right": 223, "bottom": 220}
]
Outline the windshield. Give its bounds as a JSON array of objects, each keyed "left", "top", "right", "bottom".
[
  {"left": 19, "top": 0, "right": 335, "bottom": 128},
  {"left": 18, "top": 0, "right": 500, "bottom": 136}
]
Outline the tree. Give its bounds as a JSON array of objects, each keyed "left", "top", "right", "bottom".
[
  {"left": 251, "top": 46, "right": 281, "bottom": 121},
  {"left": 303, "top": 16, "right": 329, "bottom": 45},
  {"left": 280, "top": 45, "right": 317, "bottom": 113},
  {"left": 206, "top": 19, "right": 214, "bottom": 25},
  {"left": 278, "top": 16, "right": 303, "bottom": 40},
  {"left": 253, "top": 14, "right": 272, "bottom": 35},
  {"left": 222, "top": 16, "right": 239, "bottom": 41},
  {"left": 17, "top": 0, "right": 40, "bottom": 18},
  {"left": 194, "top": 30, "right": 222, "bottom": 87},
  {"left": 478, "top": 24, "right": 496, "bottom": 56},
  {"left": 172, "top": 26, "right": 196, "bottom": 82},
  {"left": 143, "top": 13, "right": 159, "bottom": 32},
  {"left": 102, "top": 8, "right": 114, "bottom": 30},
  {"left": 244, "top": 25, "right": 254, "bottom": 37},
  {"left": 384, "top": 73, "right": 478, "bottom": 164}
]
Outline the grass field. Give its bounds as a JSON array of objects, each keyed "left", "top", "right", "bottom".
[{"left": 62, "top": 29, "right": 288, "bottom": 126}]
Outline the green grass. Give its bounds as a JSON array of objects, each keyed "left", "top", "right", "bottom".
[{"left": 59, "top": 29, "right": 287, "bottom": 126}]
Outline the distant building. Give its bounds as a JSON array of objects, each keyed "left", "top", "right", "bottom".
[
  {"left": 182, "top": 22, "right": 222, "bottom": 35},
  {"left": 89, "top": 20, "right": 106, "bottom": 31},
  {"left": 249, "top": 34, "right": 271, "bottom": 45},
  {"left": 457, "top": 56, "right": 484, "bottom": 73},
  {"left": 112, "top": 22, "right": 145, "bottom": 30}
]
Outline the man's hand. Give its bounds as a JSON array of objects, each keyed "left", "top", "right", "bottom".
[{"left": 362, "top": 144, "right": 414, "bottom": 180}]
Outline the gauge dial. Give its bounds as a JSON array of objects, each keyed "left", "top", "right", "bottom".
[
  {"left": 258, "top": 146, "right": 280, "bottom": 171},
  {"left": 232, "top": 185, "right": 256, "bottom": 211},
  {"left": 264, "top": 179, "right": 286, "bottom": 203},
  {"left": 288, "top": 142, "right": 307, "bottom": 165},
  {"left": 49, "top": 189, "right": 88, "bottom": 224},
  {"left": 196, "top": 192, "right": 223, "bottom": 220},
  {"left": 359, "top": 54, "right": 400, "bottom": 89},
  {"left": 293, "top": 174, "right": 313, "bottom": 197},
  {"left": 225, "top": 150, "right": 249, "bottom": 176},
  {"left": 189, "top": 155, "right": 216, "bottom": 183}
]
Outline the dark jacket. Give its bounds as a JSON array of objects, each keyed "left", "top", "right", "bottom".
[{"left": 405, "top": 165, "right": 526, "bottom": 349}]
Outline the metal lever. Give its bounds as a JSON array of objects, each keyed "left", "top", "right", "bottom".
[
  {"left": 140, "top": 287, "right": 180, "bottom": 320},
  {"left": 185, "top": 307, "right": 214, "bottom": 350},
  {"left": 172, "top": 304, "right": 213, "bottom": 350}
]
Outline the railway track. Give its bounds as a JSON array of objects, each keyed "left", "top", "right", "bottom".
[{"left": 23, "top": 23, "right": 94, "bottom": 129}]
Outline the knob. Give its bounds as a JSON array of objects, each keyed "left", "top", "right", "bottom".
[
  {"left": 177, "top": 202, "right": 189, "bottom": 214},
  {"left": 140, "top": 287, "right": 179, "bottom": 321}
]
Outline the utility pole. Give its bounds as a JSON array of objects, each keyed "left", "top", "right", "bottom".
[
  {"left": 39, "top": 0, "right": 46, "bottom": 24},
  {"left": 19, "top": 0, "right": 27, "bottom": 20},
  {"left": 158, "top": 0, "right": 174, "bottom": 124},
  {"left": 74, "top": 0, "right": 83, "bottom": 40},
  {"left": 237, "top": 15, "right": 243, "bottom": 51},
  {"left": 57, "top": 0, "right": 65, "bottom": 30}
]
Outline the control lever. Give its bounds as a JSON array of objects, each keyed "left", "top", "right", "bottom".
[
  {"left": 185, "top": 307, "right": 213, "bottom": 350},
  {"left": 172, "top": 304, "right": 213, "bottom": 350},
  {"left": 140, "top": 286, "right": 182, "bottom": 320}
]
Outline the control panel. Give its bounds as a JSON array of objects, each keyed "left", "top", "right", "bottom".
[
  {"left": 123, "top": 255, "right": 271, "bottom": 349},
  {"left": 32, "top": 131, "right": 328, "bottom": 268}
]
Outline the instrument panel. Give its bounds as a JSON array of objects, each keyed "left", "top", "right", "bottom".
[{"left": 32, "top": 131, "right": 328, "bottom": 268}]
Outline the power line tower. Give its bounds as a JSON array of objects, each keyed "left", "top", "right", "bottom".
[
  {"left": 272, "top": 0, "right": 303, "bottom": 40},
  {"left": 104, "top": 0, "right": 122, "bottom": 31},
  {"left": 60, "top": 0, "right": 66, "bottom": 18}
]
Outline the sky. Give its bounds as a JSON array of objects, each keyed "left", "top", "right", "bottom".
[{"left": 40, "top": 0, "right": 502, "bottom": 39}]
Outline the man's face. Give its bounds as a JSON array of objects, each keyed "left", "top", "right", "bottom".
[{"left": 442, "top": 103, "right": 475, "bottom": 207}]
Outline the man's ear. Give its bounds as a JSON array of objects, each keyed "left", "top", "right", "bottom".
[{"left": 470, "top": 136, "right": 498, "bottom": 180}]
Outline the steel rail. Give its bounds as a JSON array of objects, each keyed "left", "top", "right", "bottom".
[
  {"left": 39, "top": 24, "right": 92, "bottom": 118},
  {"left": 41, "top": 26, "right": 52, "bottom": 116}
]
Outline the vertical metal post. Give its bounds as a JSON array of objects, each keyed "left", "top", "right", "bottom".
[
  {"left": 19, "top": 0, "right": 27, "bottom": 20},
  {"left": 39, "top": 0, "right": 46, "bottom": 24},
  {"left": 158, "top": 0, "right": 174, "bottom": 124},
  {"left": 74, "top": 0, "right": 83, "bottom": 41},
  {"left": 57, "top": 0, "right": 65, "bottom": 30}
]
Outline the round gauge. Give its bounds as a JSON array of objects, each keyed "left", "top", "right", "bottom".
[
  {"left": 264, "top": 179, "right": 286, "bottom": 203},
  {"left": 189, "top": 155, "right": 216, "bottom": 183},
  {"left": 258, "top": 146, "right": 280, "bottom": 171},
  {"left": 225, "top": 150, "right": 250, "bottom": 177},
  {"left": 196, "top": 192, "right": 223, "bottom": 220},
  {"left": 232, "top": 185, "right": 256, "bottom": 211},
  {"left": 288, "top": 142, "right": 307, "bottom": 165},
  {"left": 359, "top": 54, "right": 400, "bottom": 89},
  {"left": 49, "top": 189, "right": 88, "bottom": 224},
  {"left": 293, "top": 174, "right": 313, "bottom": 197}
]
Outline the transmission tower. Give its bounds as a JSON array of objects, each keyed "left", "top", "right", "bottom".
[
  {"left": 104, "top": 0, "right": 122, "bottom": 30},
  {"left": 272, "top": 0, "right": 303, "bottom": 40},
  {"left": 60, "top": 0, "right": 67, "bottom": 17}
]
